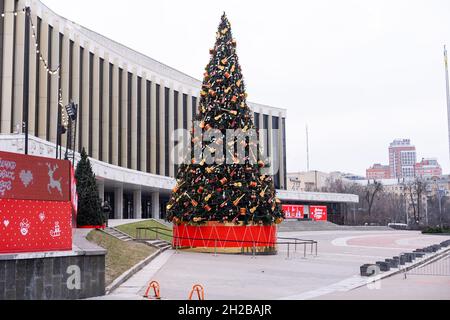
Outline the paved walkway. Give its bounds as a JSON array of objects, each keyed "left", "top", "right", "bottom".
[
  {"left": 92, "top": 250, "right": 175, "bottom": 300},
  {"left": 89, "top": 229, "right": 450, "bottom": 300}
]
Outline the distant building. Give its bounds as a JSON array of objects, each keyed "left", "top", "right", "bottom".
[
  {"left": 389, "top": 139, "right": 417, "bottom": 179},
  {"left": 366, "top": 164, "right": 391, "bottom": 180},
  {"left": 287, "top": 171, "right": 361, "bottom": 192},
  {"left": 415, "top": 158, "right": 443, "bottom": 178},
  {"left": 287, "top": 171, "right": 331, "bottom": 192}
]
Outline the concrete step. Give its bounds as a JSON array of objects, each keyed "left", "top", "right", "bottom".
[
  {"left": 146, "top": 240, "right": 172, "bottom": 251},
  {"left": 103, "top": 227, "right": 134, "bottom": 242}
]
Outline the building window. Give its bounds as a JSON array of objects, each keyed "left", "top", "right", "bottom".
[
  {"left": 146, "top": 80, "right": 152, "bottom": 173},
  {"left": 174, "top": 90, "right": 179, "bottom": 175},
  {"left": 108, "top": 63, "right": 113, "bottom": 164},
  {"left": 165, "top": 87, "right": 170, "bottom": 177},
  {"left": 127, "top": 72, "right": 132, "bottom": 169},
  {"left": 137, "top": 76, "right": 142, "bottom": 171},
  {"left": 118, "top": 68, "right": 123, "bottom": 167},
  {"left": 99, "top": 58, "right": 104, "bottom": 161},
  {"left": 88, "top": 52, "right": 94, "bottom": 156},
  {"left": 155, "top": 84, "right": 160, "bottom": 175},
  {"left": 46, "top": 25, "right": 52, "bottom": 141},
  {"left": 35, "top": 17, "right": 42, "bottom": 135},
  {"left": 183, "top": 94, "right": 188, "bottom": 130},
  {"left": 78, "top": 47, "right": 83, "bottom": 153},
  {"left": 263, "top": 115, "right": 269, "bottom": 156},
  {"left": 272, "top": 116, "right": 280, "bottom": 189},
  {"left": 192, "top": 96, "right": 198, "bottom": 119}
]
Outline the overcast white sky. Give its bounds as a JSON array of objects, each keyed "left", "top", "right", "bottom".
[{"left": 42, "top": 0, "right": 450, "bottom": 176}]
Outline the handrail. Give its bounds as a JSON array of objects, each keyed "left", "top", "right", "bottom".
[{"left": 136, "top": 226, "right": 318, "bottom": 258}]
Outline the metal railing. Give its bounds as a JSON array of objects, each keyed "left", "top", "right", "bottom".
[
  {"left": 401, "top": 251, "right": 450, "bottom": 278},
  {"left": 136, "top": 227, "right": 318, "bottom": 259}
]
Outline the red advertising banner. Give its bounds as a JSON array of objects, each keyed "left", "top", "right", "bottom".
[
  {"left": 0, "top": 199, "right": 72, "bottom": 254},
  {"left": 282, "top": 205, "right": 305, "bottom": 219},
  {"left": 310, "top": 206, "right": 328, "bottom": 222},
  {"left": 0, "top": 151, "right": 71, "bottom": 202}
]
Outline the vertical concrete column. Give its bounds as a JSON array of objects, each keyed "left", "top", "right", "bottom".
[
  {"left": 1, "top": 0, "right": 16, "bottom": 133},
  {"left": 37, "top": 16, "right": 49, "bottom": 139},
  {"left": 159, "top": 80, "right": 166, "bottom": 175},
  {"left": 13, "top": 8, "right": 25, "bottom": 132},
  {"left": 150, "top": 76, "right": 157, "bottom": 174},
  {"left": 28, "top": 11, "right": 38, "bottom": 136},
  {"left": 91, "top": 48, "right": 100, "bottom": 159},
  {"left": 97, "top": 181, "right": 105, "bottom": 202},
  {"left": 102, "top": 53, "right": 110, "bottom": 163},
  {"left": 140, "top": 72, "right": 147, "bottom": 172},
  {"left": 49, "top": 21, "right": 60, "bottom": 144},
  {"left": 120, "top": 64, "right": 128, "bottom": 168},
  {"left": 60, "top": 28, "right": 70, "bottom": 150},
  {"left": 133, "top": 189, "right": 142, "bottom": 219},
  {"left": 111, "top": 60, "right": 119, "bottom": 166},
  {"left": 130, "top": 69, "right": 138, "bottom": 170},
  {"left": 81, "top": 41, "right": 90, "bottom": 152},
  {"left": 114, "top": 185, "right": 124, "bottom": 219},
  {"left": 168, "top": 83, "right": 175, "bottom": 177},
  {"left": 151, "top": 192, "right": 160, "bottom": 220}
]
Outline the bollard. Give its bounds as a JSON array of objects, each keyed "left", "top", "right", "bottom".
[
  {"left": 144, "top": 281, "right": 161, "bottom": 300},
  {"left": 304, "top": 243, "right": 307, "bottom": 258},
  {"left": 188, "top": 284, "right": 205, "bottom": 300}
]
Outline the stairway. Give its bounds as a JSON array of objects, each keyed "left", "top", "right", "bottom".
[
  {"left": 103, "top": 227, "right": 134, "bottom": 242},
  {"left": 146, "top": 240, "right": 172, "bottom": 251}
]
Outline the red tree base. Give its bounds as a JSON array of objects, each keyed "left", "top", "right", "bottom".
[{"left": 173, "top": 222, "right": 277, "bottom": 255}]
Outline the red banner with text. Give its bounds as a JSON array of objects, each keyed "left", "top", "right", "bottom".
[
  {"left": 282, "top": 205, "right": 305, "bottom": 219},
  {"left": 310, "top": 206, "right": 328, "bottom": 222}
]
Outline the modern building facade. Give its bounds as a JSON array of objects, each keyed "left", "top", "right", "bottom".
[
  {"left": 0, "top": 0, "right": 287, "bottom": 220},
  {"left": 415, "top": 158, "right": 442, "bottom": 178},
  {"left": 366, "top": 164, "right": 391, "bottom": 180}
]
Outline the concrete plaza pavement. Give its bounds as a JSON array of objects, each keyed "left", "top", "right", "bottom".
[{"left": 101, "top": 229, "right": 450, "bottom": 300}]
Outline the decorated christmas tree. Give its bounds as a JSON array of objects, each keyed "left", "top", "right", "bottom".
[
  {"left": 166, "top": 13, "right": 283, "bottom": 226},
  {"left": 75, "top": 148, "right": 104, "bottom": 227}
]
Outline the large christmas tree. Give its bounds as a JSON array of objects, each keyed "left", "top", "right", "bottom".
[{"left": 166, "top": 13, "right": 283, "bottom": 226}]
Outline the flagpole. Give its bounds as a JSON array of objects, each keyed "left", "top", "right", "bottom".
[{"left": 445, "top": 45, "right": 450, "bottom": 164}]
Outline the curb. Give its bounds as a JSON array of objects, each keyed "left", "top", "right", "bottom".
[
  {"left": 352, "top": 247, "right": 450, "bottom": 291},
  {"left": 105, "top": 249, "right": 164, "bottom": 295}
]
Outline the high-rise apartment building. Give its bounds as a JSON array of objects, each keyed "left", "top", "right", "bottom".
[{"left": 389, "top": 139, "right": 417, "bottom": 179}]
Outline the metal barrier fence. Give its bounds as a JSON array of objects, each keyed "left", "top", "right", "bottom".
[
  {"left": 402, "top": 251, "right": 450, "bottom": 278},
  {"left": 136, "top": 227, "right": 318, "bottom": 259}
]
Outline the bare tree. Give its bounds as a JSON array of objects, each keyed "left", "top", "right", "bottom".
[
  {"left": 405, "top": 178, "right": 428, "bottom": 226},
  {"left": 364, "top": 180, "right": 383, "bottom": 217}
]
